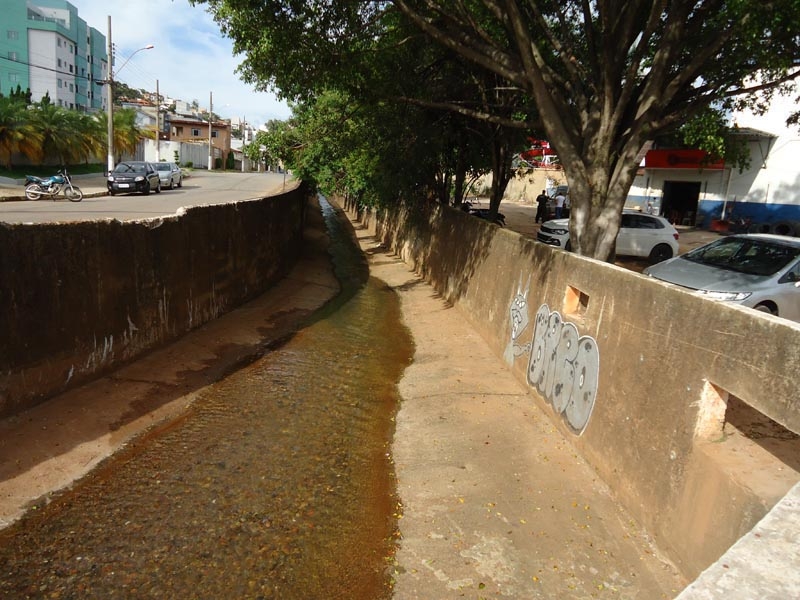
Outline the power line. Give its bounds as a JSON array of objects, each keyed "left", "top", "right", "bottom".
[{"left": 0, "top": 55, "right": 99, "bottom": 83}]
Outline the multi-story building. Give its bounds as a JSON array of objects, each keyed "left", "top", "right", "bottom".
[{"left": 0, "top": 0, "right": 107, "bottom": 112}]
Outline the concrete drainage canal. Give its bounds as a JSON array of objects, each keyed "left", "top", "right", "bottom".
[{"left": 0, "top": 196, "right": 414, "bottom": 599}]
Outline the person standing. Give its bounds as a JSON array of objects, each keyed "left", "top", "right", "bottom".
[
  {"left": 554, "top": 191, "right": 566, "bottom": 219},
  {"left": 535, "top": 190, "right": 549, "bottom": 223}
]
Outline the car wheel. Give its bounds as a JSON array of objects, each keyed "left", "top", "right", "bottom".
[
  {"left": 564, "top": 240, "right": 572, "bottom": 252},
  {"left": 168, "top": 179, "right": 174, "bottom": 190},
  {"left": 754, "top": 302, "right": 778, "bottom": 316},
  {"left": 177, "top": 177, "right": 182, "bottom": 188},
  {"left": 155, "top": 181, "right": 161, "bottom": 194},
  {"left": 142, "top": 182, "right": 151, "bottom": 195},
  {"left": 109, "top": 189, "right": 116, "bottom": 196},
  {"left": 648, "top": 243, "right": 673, "bottom": 264}
]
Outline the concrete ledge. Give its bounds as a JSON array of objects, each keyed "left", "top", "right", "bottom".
[
  {"left": 675, "top": 481, "right": 800, "bottom": 599},
  {"left": 351, "top": 197, "right": 800, "bottom": 583}
]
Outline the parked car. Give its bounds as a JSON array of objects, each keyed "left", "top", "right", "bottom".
[
  {"left": 537, "top": 210, "right": 679, "bottom": 263},
  {"left": 154, "top": 162, "right": 183, "bottom": 189},
  {"left": 107, "top": 161, "right": 161, "bottom": 195},
  {"left": 643, "top": 234, "right": 800, "bottom": 321}
]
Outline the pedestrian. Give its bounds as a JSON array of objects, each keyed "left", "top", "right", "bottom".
[
  {"left": 535, "top": 190, "right": 549, "bottom": 223},
  {"left": 554, "top": 191, "right": 566, "bottom": 219}
]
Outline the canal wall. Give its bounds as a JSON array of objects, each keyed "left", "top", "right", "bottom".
[
  {"left": 0, "top": 185, "right": 309, "bottom": 419},
  {"left": 347, "top": 197, "right": 800, "bottom": 581}
]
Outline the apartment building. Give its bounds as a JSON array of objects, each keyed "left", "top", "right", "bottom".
[{"left": 0, "top": 0, "right": 107, "bottom": 111}]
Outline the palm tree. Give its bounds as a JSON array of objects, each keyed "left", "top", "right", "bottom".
[
  {"left": 74, "top": 110, "right": 105, "bottom": 164},
  {"left": 111, "top": 108, "right": 153, "bottom": 162},
  {"left": 0, "top": 97, "right": 43, "bottom": 168},
  {"left": 28, "top": 99, "right": 83, "bottom": 166}
]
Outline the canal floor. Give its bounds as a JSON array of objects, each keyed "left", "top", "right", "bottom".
[{"left": 0, "top": 197, "right": 689, "bottom": 598}]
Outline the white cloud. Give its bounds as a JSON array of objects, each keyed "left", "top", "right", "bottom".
[{"left": 70, "top": 0, "right": 292, "bottom": 128}]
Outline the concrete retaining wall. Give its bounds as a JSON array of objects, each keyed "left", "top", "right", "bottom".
[
  {"left": 349, "top": 198, "right": 800, "bottom": 579},
  {"left": 0, "top": 186, "right": 308, "bottom": 418}
]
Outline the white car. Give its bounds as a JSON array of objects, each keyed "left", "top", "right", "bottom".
[
  {"left": 643, "top": 234, "right": 800, "bottom": 321},
  {"left": 537, "top": 210, "right": 680, "bottom": 263}
]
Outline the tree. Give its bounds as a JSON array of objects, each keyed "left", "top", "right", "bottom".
[
  {"left": 0, "top": 97, "right": 42, "bottom": 168},
  {"left": 194, "top": 0, "right": 800, "bottom": 260},
  {"left": 28, "top": 99, "right": 86, "bottom": 165}
]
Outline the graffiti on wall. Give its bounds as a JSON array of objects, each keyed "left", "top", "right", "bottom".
[{"left": 506, "top": 278, "right": 599, "bottom": 435}]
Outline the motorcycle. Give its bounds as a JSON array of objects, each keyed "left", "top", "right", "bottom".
[
  {"left": 24, "top": 168, "right": 83, "bottom": 202},
  {"left": 461, "top": 199, "right": 506, "bottom": 226}
]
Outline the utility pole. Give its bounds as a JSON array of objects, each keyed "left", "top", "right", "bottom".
[
  {"left": 155, "top": 79, "right": 161, "bottom": 162},
  {"left": 208, "top": 91, "right": 213, "bottom": 171},
  {"left": 105, "top": 16, "right": 114, "bottom": 173},
  {"left": 241, "top": 115, "right": 246, "bottom": 173}
]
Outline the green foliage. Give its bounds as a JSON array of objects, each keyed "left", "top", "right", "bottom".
[
  {"left": 193, "top": 0, "right": 800, "bottom": 259},
  {"left": 226, "top": 150, "right": 235, "bottom": 169},
  {"left": 679, "top": 109, "right": 752, "bottom": 173},
  {"left": 0, "top": 97, "right": 43, "bottom": 168}
]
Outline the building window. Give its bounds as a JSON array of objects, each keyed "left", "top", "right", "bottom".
[
  {"left": 192, "top": 128, "right": 200, "bottom": 136},
  {"left": 8, "top": 51, "right": 17, "bottom": 61},
  {"left": 58, "top": 58, "right": 62, "bottom": 67},
  {"left": 69, "top": 64, "right": 73, "bottom": 73},
  {"left": 57, "top": 38, "right": 62, "bottom": 47},
  {"left": 7, "top": 30, "right": 19, "bottom": 40},
  {"left": 211, "top": 131, "right": 218, "bottom": 138},
  {"left": 69, "top": 83, "right": 73, "bottom": 92},
  {"left": 9, "top": 73, "right": 19, "bottom": 82},
  {"left": 57, "top": 79, "right": 62, "bottom": 88}
]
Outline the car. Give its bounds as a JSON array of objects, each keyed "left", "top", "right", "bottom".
[
  {"left": 107, "top": 161, "right": 161, "bottom": 195},
  {"left": 643, "top": 234, "right": 800, "bottom": 321},
  {"left": 154, "top": 162, "right": 183, "bottom": 189},
  {"left": 537, "top": 210, "right": 679, "bottom": 263}
]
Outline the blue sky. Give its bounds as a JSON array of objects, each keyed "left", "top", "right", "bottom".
[{"left": 70, "top": 0, "right": 292, "bottom": 128}]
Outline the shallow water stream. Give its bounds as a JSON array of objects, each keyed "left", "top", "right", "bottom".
[{"left": 0, "top": 198, "right": 413, "bottom": 599}]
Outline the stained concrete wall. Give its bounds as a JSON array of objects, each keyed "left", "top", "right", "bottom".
[
  {"left": 349, "top": 198, "right": 800, "bottom": 579},
  {"left": 0, "top": 186, "right": 308, "bottom": 418}
]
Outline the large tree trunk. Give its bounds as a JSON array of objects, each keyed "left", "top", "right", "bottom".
[
  {"left": 563, "top": 140, "right": 644, "bottom": 261},
  {"left": 488, "top": 133, "right": 513, "bottom": 221}
]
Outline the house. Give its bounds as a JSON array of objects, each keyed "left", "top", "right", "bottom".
[{"left": 165, "top": 114, "right": 231, "bottom": 169}]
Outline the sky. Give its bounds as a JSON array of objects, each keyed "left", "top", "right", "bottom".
[{"left": 70, "top": 0, "right": 292, "bottom": 128}]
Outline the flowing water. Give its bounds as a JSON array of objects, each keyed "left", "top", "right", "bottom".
[{"left": 0, "top": 198, "right": 414, "bottom": 599}]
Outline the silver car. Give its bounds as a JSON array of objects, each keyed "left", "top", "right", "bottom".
[
  {"left": 643, "top": 234, "right": 800, "bottom": 321},
  {"left": 154, "top": 162, "right": 183, "bottom": 189}
]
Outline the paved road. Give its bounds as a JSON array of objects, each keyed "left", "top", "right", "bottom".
[{"left": 0, "top": 170, "right": 292, "bottom": 224}]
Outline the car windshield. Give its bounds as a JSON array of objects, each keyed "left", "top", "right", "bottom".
[
  {"left": 154, "top": 163, "right": 172, "bottom": 171},
  {"left": 114, "top": 163, "right": 145, "bottom": 174},
  {"left": 683, "top": 237, "right": 800, "bottom": 276}
]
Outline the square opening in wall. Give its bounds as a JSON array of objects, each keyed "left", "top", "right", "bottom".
[{"left": 564, "top": 286, "right": 589, "bottom": 318}]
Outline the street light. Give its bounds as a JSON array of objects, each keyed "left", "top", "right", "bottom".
[{"left": 100, "top": 15, "right": 153, "bottom": 173}]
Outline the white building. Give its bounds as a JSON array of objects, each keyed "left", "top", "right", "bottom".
[{"left": 627, "top": 84, "right": 800, "bottom": 231}]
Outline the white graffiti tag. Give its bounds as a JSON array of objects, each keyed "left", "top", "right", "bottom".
[{"left": 525, "top": 304, "right": 599, "bottom": 435}]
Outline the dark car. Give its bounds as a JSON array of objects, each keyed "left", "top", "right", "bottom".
[{"left": 107, "top": 161, "right": 161, "bottom": 195}]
